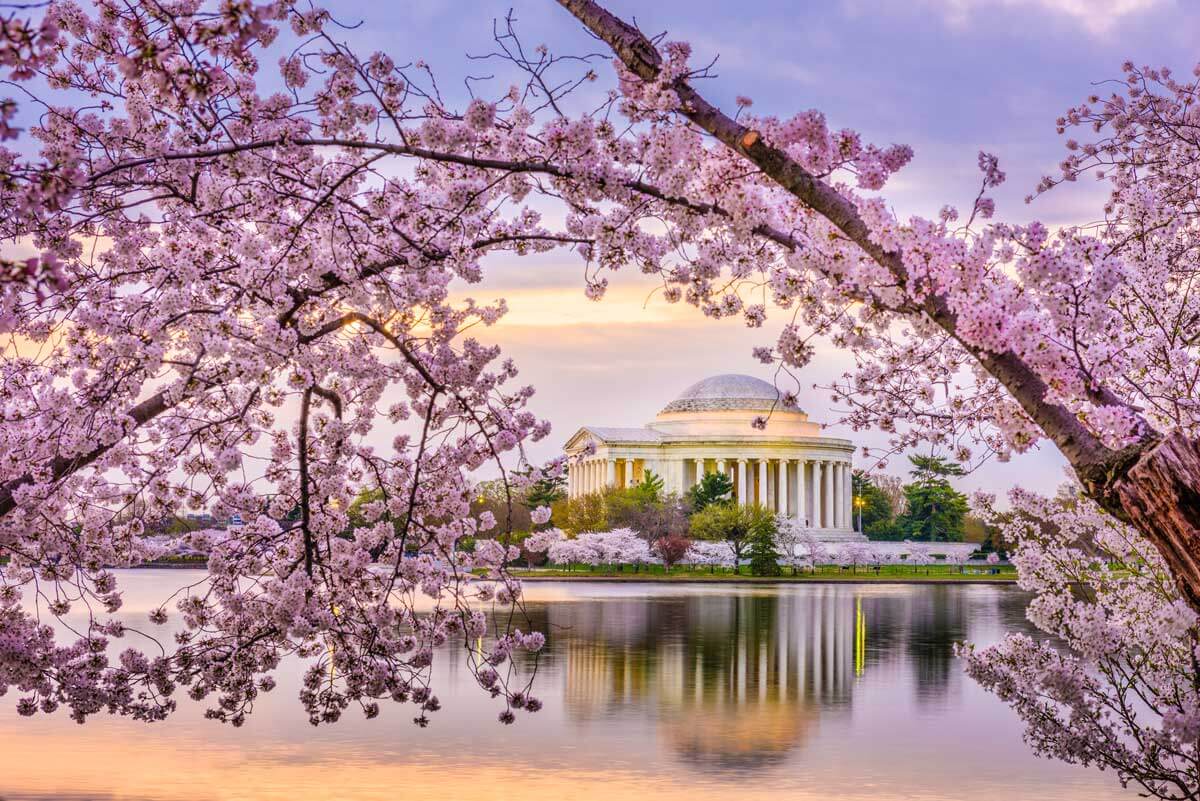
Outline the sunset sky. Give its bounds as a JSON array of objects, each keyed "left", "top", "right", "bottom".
[{"left": 330, "top": 0, "right": 1198, "bottom": 495}]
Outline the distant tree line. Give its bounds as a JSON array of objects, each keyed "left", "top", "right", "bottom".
[
  {"left": 853, "top": 456, "right": 1001, "bottom": 549},
  {"left": 337, "top": 453, "right": 1004, "bottom": 571}
]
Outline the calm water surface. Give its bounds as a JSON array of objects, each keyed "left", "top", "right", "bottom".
[{"left": 0, "top": 571, "right": 1138, "bottom": 801}]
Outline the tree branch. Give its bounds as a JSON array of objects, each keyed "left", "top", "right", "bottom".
[{"left": 555, "top": 0, "right": 1129, "bottom": 478}]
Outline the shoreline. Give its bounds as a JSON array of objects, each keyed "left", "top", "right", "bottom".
[
  {"left": 128, "top": 562, "right": 1017, "bottom": 585},
  {"left": 511, "top": 573, "right": 1016, "bottom": 585}
]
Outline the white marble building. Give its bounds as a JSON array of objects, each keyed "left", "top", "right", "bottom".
[{"left": 564, "top": 374, "right": 862, "bottom": 540}]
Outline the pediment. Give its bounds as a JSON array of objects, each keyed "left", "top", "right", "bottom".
[{"left": 563, "top": 427, "right": 598, "bottom": 452}]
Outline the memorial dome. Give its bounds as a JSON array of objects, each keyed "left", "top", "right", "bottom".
[
  {"left": 659, "top": 374, "right": 800, "bottom": 414},
  {"left": 649, "top": 374, "right": 813, "bottom": 439}
]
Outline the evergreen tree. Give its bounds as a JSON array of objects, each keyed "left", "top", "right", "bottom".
[
  {"left": 686, "top": 471, "right": 734, "bottom": 513},
  {"left": 631, "top": 470, "right": 665, "bottom": 503},
  {"left": 896, "top": 456, "right": 969, "bottom": 541},
  {"left": 747, "top": 514, "right": 781, "bottom": 576},
  {"left": 520, "top": 470, "right": 567, "bottom": 511}
]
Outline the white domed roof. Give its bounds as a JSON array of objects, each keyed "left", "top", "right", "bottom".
[{"left": 660, "top": 374, "right": 798, "bottom": 414}]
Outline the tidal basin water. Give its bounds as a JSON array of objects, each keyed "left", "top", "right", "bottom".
[{"left": 0, "top": 571, "right": 1138, "bottom": 801}]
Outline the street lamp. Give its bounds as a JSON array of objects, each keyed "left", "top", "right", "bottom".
[{"left": 854, "top": 495, "right": 865, "bottom": 533}]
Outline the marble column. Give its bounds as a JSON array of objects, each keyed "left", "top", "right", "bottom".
[
  {"left": 765, "top": 459, "right": 774, "bottom": 511},
  {"left": 824, "top": 460, "right": 834, "bottom": 529},
  {"left": 717, "top": 458, "right": 726, "bottom": 477},
  {"left": 841, "top": 463, "right": 848, "bottom": 528},
  {"left": 844, "top": 462, "right": 853, "bottom": 528},
  {"left": 835, "top": 465, "right": 844, "bottom": 527},
  {"left": 777, "top": 461, "right": 785, "bottom": 512},
  {"left": 844, "top": 463, "right": 851, "bottom": 528},
  {"left": 738, "top": 459, "right": 748, "bottom": 506},
  {"left": 781, "top": 459, "right": 791, "bottom": 518},
  {"left": 796, "top": 459, "right": 807, "bottom": 523},
  {"left": 757, "top": 459, "right": 768, "bottom": 507},
  {"left": 812, "top": 460, "right": 823, "bottom": 528},
  {"left": 773, "top": 461, "right": 781, "bottom": 513}
]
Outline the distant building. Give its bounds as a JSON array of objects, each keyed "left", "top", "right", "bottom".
[{"left": 564, "top": 374, "right": 861, "bottom": 539}]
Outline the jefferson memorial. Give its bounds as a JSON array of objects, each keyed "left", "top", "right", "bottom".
[{"left": 564, "top": 374, "right": 862, "bottom": 540}]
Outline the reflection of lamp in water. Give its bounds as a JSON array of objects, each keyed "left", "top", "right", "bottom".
[{"left": 855, "top": 596, "right": 866, "bottom": 677}]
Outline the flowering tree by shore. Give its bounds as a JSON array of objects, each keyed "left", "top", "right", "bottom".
[
  {"left": 0, "top": 0, "right": 579, "bottom": 728},
  {"left": 961, "top": 489, "right": 1200, "bottom": 798}
]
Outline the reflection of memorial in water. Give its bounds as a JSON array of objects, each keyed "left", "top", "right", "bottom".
[
  {"left": 902, "top": 586, "right": 969, "bottom": 703},
  {"left": 556, "top": 589, "right": 868, "bottom": 769}
]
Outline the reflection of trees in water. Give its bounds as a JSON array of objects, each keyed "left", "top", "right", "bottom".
[
  {"left": 510, "top": 586, "right": 981, "bottom": 740},
  {"left": 548, "top": 590, "right": 870, "bottom": 770},
  {"left": 904, "top": 587, "right": 968, "bottom": 703},
  {"left": 846, "top": 588, "right": 972, "bottom": 703}
]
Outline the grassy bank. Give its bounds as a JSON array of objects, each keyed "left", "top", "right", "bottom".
[
  {"left": 142, "top": 555, "right": 209, "bottom": 567},
  {"left": 510, "top": 564, "right": 1017, "bottom": 582}
]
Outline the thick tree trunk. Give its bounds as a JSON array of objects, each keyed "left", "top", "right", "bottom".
[{"left": 1091, "top": 432, "right": 1200, "bottom": 612}]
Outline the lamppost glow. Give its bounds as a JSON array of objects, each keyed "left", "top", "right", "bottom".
[{"left": 854, "top": 495, "right": 865, "bottom": 533}]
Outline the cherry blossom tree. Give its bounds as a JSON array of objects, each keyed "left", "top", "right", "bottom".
[
  {"left": 0, "top": 0, "right": 580, "bottom": 728},
  {"left": 681, "top": 540, "right": 737, "bottom": 572},
  {"left": 773, "top": 514, "right": 806, "bottom": 574},
  {"left": 904, "top": 542, "right": 934, "bottom": 574},
  {"left": 961, "top": 488, "right": 1200, "bottom": 799},
  {"left": 555, "top": 0, "right": 1200, "bottom": 615},
  {"left": 944, "top": 548, "right": 970, "bottom": 574},
  {"left": 797, "top": 531, "right": 829, "bottom": 572},
  {"left": 537, "top": 528, "right": 651, "bottom": 570},
  {"left": 524, "top": 527, "right": 566, "bottom": 555},
  {"left": 545, "top": 535, "right": 591, "bottom": 568},
  {"left": 586, "top": 528, "right": 652, "bottom": 568},
  {"left": 838, "top": 541, "right": 877, "bottom": 574}
]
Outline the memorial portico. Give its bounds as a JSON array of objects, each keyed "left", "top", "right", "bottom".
[{"left": 564, "top": 374, "right": 862, "bottom": 540}]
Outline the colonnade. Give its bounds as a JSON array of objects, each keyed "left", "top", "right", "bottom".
[{"left": 568, "top": 454, "right": 854, "bottom": 530}]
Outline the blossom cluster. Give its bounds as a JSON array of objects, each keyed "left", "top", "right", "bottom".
[
  {"left": 528, "top": 522, "right": 980, "bottom": 571},
  {"left": 543, "top": 528, "right": 652, "bottom": 566},
  {"left": 595, "top": 30, "right": 1199, "bottom": 477},
  {"left": 960, "top": 487, "right": 1200, "bottom": 797}
]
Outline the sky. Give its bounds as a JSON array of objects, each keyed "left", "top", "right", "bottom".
[{"left": 303, "top": 0, "right": 1200, "bottom": 496}]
